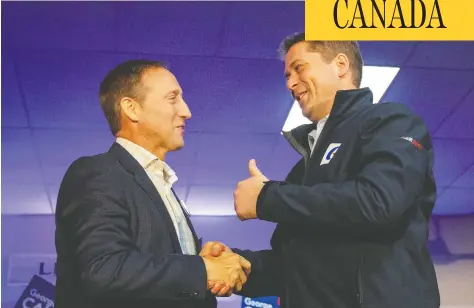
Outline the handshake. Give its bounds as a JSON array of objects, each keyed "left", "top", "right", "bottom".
[{"left": 200, "top": 241, "right": 251, "bottom": 297}]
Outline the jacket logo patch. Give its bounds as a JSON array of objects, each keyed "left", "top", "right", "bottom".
[
  {"left": 320, "top": 143, "right": 341, "bottom": 165},
  {"left": 401, "top": 136, "right": 423, "bottom": 150}
]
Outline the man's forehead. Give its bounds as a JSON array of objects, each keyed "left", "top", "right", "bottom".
[
  {"left": 142, "top": 68, "right": 182, "bottom": 93},
  {"left": 284, "top": 55, "right": 305, "bottom": 72},
  {"left": 143, "top": 68, "right": 178, "bottom": 84},
  {"left": 285, "top": 43, "right": 308, "bottom": 62}
]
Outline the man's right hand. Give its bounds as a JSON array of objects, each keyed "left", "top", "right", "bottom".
[
  {"left": 201, "top": 248, "right": 251, "bottom": 297},
  {"left": 200, "top": 241, "right": 232, "bottom": 258},
  {"left": 200, "top": 241, "right": 251, "bottom": 276}
]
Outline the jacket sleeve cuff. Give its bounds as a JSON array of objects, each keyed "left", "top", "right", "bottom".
[
  {"left": 174, "top": 255, "right": 209, "bottom": 300},
  {"left": 256, "top": 181, "right": 284, "bottom": 222}
]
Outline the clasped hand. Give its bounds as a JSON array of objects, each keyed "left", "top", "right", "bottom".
[{"left": 200, "top": 241, "right": 251, "bottom": 297}]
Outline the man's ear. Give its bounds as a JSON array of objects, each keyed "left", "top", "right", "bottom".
[
  {"left": 335, "top": 53, "right": 350, "bottom": 79},
  {"left": 120, "top": 97, "right": 141, "bottom": 122}
]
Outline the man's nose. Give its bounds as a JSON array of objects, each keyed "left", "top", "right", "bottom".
[
  {"left": 287, "top": 75, "right": 298, "bottom": 98},
  {"left": 179, "top": 100, "right": 192, "bottom": 119}
]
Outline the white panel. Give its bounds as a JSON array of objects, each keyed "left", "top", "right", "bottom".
[
  {"left": 186, "top": 185, "right": 236, "bottom": 216},
  {"left": 1, "top": 182, "right": 52, "bottom": 214},
  {"left": 46, "top": 185, "right": 60, "bottom": 213},
  {"left": 439, "top": 215, "right": 474, "bottom": 255},
  {"left": 435, "top": 260, "right": 474, "bottom": 307},
  {"left": 1, "top": 215, "right": 57, "bottom": 305},
  {"left": 7, "top": 254, "right": 57, "bottom": 286}
]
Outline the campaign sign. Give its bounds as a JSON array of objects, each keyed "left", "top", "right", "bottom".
[
  {"left": 241, "top": 296, "right": 280, "bottom": 308},
  {"left": 13, "top": 275, "right": 55, "bottom": 308},
  {"left": 7, "top": 254, "right": 57, "bottom": 286}
]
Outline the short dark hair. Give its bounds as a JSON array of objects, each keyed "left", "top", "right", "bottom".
[
  {"left": 278, "top": 32, "right": 363, "bottom": 88},
  {"left": 99, "top": 60, "right": 167, "bottom": 135}
]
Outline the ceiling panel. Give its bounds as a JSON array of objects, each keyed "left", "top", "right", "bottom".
[
  {"left": 265, "top": 135, "right": 302, "bottom": 180},
  {"left": 434, "top": 188, "right": 474, "bottom": 215},
  {"left": 434, "top": 88, "right": 474, "bottom": 139},
  {"left": 166, "top": 132, "right": 200, "bottom": 186},
  {"left": 169, "top": 57, "right": 292, "bottom": 133},
  {"left": 359, "top": 42, "right": 416, "bottom": 67},
  {"left": 451, "top": 164, "right": 474, "bottom": 188},
  {"left": 32, "top": 128, "right": 114, "bottom": 185},
  {"left": 1, "top": 182, "right": 52, "bottom": 215},
  {"left": 1, "top": 50, "right": 29, "bottom": 127},
  {"left": 47, "top": 185, "right": 60, "bottom": 213},
  {"left": 2, "top": 2, "right": 117, "bottom": 52},
  {"left": 114, "top": 2, "right": 227, "bottom": 56},
  {"left": 406, "top": 42, "right": 474, "bottom": 70},
  {"left": 432, "top": 139, "right": 474, "bottom": 187},
  {"left": 190, "top": 216, "right": 276, "bottom": 250},
  {"left": 381, "top": 68, "right": 474, "bottom": 133},
  {"left": 187, "top": 185, "right": 236, "bottom": 216},
  {"left": 1, "top": 128, "right": 43, "bottom": 184},
  {"left": 218, "top": 2, "right": 304, "bottom": 59},
  {"left": 180, "top": 59, "right": 292, "bottom": 133},
  {"left": 13, "top": 50, "right": 137, "bottom": 129},
  {"left": 437, "top": 186, "right": 447, "bottom": 197},
  {"left": 193, "top": 133, "right": 278, "bottom": 185}
]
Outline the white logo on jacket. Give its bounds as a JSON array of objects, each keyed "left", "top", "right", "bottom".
[{"left": 320, "top": 143, "right": 341, "bottom": 165}]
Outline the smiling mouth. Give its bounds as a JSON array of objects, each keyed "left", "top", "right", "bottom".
[{"left": 296, "top": 92, "right": 307, "bottom": 101}]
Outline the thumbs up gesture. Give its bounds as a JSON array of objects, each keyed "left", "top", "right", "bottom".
[{"left": 233, "top": 159, "right": 269, "bottom": 221}]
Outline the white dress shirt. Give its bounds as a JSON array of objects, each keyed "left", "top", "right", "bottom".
[
  {"left": 308, "top": 115, "right": 329, "bottom": 156},
  {"left": 116, "top": 137, "right": 196, "bottom": 255}
]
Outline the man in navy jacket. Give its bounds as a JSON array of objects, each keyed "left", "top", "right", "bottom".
[{"left": 212, "top": 33, "right": 441, "bottom": 307}]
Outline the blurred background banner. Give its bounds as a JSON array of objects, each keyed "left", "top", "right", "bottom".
[
  {"left": 241, "top": 296, "right": 279, "bottom": 308},
  {"left": 12, "top": 275, "right": 55, "bottom": 308}
]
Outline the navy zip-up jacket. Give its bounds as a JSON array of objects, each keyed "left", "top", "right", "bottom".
[{"left": 235, "top": 88, "right": 440, "bottom": 308}]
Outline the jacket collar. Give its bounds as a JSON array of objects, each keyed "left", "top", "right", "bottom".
[
  {"left": 108, "top": 142, "right": 143, "bottom": 175},
  {"left": 108, "top": 142, "right": 201, "bottom": 253},
  {"left": 282, "top": 87, "right": 374, "bottom": 155},
  {"left": 330, "top": 87, "right": 373, "bottom": 118}
]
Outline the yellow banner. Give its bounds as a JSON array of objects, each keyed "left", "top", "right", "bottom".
[{"left": 306, "top": 0, "right": 474, "bottom": 40}]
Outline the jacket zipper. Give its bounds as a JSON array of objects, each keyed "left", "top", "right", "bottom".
[
  {"left": 302, "top": 115, "right": 341, "bottom": 181},
  {"left": 357, "top": 251, "right": 365, "bottom": 306},
  {"left": 283, "top": 131, "right": 309, "bottom": 166}
]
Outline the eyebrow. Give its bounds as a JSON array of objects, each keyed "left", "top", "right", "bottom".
[{"left": 165, "top": 89, "right": 181, "bottom": 97}]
